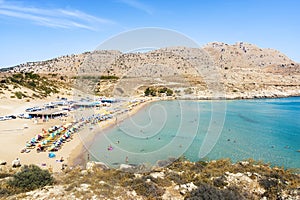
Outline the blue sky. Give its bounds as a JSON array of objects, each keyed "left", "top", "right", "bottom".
[{"left": 0, "top": 0, "right": 299, "bottom": 67}]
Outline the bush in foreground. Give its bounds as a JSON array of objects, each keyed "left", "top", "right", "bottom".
[
  {"left": 8, "top": 165, "right": 53, "bottom": 191},
  {"left": 185, "top": 183, "right": 245, "bottom": 200}
]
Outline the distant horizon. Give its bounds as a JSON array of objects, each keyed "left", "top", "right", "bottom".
[{"left": 1, "top": 0, "right": 299, "bottom": 67}]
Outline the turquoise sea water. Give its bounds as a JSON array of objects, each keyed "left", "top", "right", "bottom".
[{"left": 87, "top": 97, "right": 300, "bottom": 169}]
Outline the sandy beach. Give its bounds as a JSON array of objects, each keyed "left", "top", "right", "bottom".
[{"left": 0, "top": 96, "right": 157, "bottom": 172}]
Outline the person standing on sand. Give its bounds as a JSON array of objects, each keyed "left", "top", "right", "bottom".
[
  {"left": 12, "top": 158, "right": 21, "bottom": 168},
  {"left": 48, "top": 165, "right": 53, "bottom": 173}
]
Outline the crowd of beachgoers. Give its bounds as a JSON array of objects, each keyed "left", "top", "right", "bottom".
[
  {"left": 0, "top": 95, "right": 153, "bottom": 171},
  {"left": 18, "top": 97, "right": 147, "bottom": 158},
  {"left": 22, "top": 113, "right": 113, "bottom": 154}
]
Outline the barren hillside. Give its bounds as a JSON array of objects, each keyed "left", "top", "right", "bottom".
[{"left": 1, "top": 42, "right": 300, "bottom": 99}]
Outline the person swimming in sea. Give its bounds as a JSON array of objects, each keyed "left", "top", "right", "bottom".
[{"left": 107, "top": 145, "right": 113, "bottom": 151}]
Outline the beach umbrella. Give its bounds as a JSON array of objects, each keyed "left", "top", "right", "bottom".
[
  {"left": 55, "top": 141, "right": 61, "bottom": 147},
  {"left": 35, "top": 134, "right": 41, "bottom": 140},
  {"left": 63, "top": 123, "right": 72, "bottom": 128},
  {"left": 42, "top": 140, "right": 47, "bottom": 145},
  {"left": 42, "top": 131, "right": 48, "bottom": 137},
  {"left": 31, "top": 138, "right": 36, "bottom": 143},
  {"left": 48, "top": 145, "right": 56, "bottom": 151},
  {"left": 42, "top": 128, "right": 47, "bottom": 135},
  {"left": 48, "top": 152, "right": 56, "bottom": 158}
]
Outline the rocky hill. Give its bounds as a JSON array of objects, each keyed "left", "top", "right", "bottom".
[
  {"left": 204, "top": 42, "right": 299, "bottom": 73},
  {"left": 1, "top": 158, "right": 299, "bottom": 200},
  {"left": 1, "top": 42, "right": 300, "bottom": 99}
]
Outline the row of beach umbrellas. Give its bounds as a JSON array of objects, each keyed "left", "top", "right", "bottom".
[{"left": 24, "top": 113, "right": 114, "bottom": 152}]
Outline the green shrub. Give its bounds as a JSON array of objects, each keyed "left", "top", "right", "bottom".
[
  {"left": 28, "top": 81, "right": 36, "bottom": 87},
  {"left": 100, "top": 75, "right": 119, "bottom": 80},
  {"left": 0, "top": 173, "right": 11, "bottom": 179},
  {"left": 144, "top": 87, "right": 157, "bottom": 96},
  {"left": 158, "top": 87, "right": 173, "bottom": 96},
  {"left": 50, "top": 73, "right": 58, "bottom": 77},
  {"left": 78, "top": 75, "right": 119, "bottom": 80},
  {"left": 127, "top": 178, "right": 165, "bottom": 199},
  {"left": 185, "top": 183, "right": 245, "bottom": 200},
  {"left": 12, "top": 73, "right": 23, "bottom": 79},
  {"left": 184, "top": 88, "right": 193, "bottom": 95},
  {"left": 25, "top": 72, "right": 40, "bottom": 80},
  {"left": 213, "top": 176, "right": 228, "bottom": 187},
  {"left": 5, "top": 72, "right": 60, "bottom": 97},
  {"left": 8, "top": 165, "right": 54, "bottom": 191},
  {"left": 144, "top": 87, "right": 151, "bottom": 96},
  {"left": 145, "top": 87, "right": 173, "bottom": 97},
  {"left": 14, "top": 91, "right": 26, "bottom": 99},
  {"left": 0, "top": 188, "right": 11, "bottom": 197},
  {"left": 166, "top": 88, "right": 173, "bottom": 96}
]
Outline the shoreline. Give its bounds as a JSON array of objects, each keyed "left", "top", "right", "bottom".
[
  {"left": 67, "top": 95, "right": 300, "bottom": 169},
  {"left": 176, "top": 93, "right": 300, "bottom": 100},
  {"left": 1, "top": 94, "right": 299, "bottom": 172},
  {"left": 67, "top": 97, "right": 159, "bottom": 169},
  {"left": 67, "top": 95, "right": 300, "bottom": 171}
]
